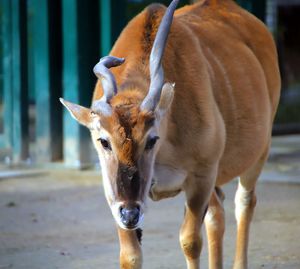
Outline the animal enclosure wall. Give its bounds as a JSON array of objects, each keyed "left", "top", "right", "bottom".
[{"left": 0, "top": 0, "right": 298, "bottom": 166}]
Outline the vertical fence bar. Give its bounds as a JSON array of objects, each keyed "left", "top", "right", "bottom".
[
  {"left": 1, "top": 0, "right": 13, "bottom": 152},
  {"left": 11, "top": 0, "right": 29, "bottom": 162},
  {"left": 77, "top": 1, "right": 100, "bottom": 166},
  {"left": 62, "top": 0, "right": 82, "bottom": 166},
  {"left": 100, "top": 0, "right": 111, "bottom": 56},
  {"left": 31, "top": 0, "right": 52, "bottom": 162},
  {"left": 252, "top": 0, "right": 266, "bottom": 22},
  {"left": 62, "top": 0, "right": 99, "bottom": 167},
  {"left": 26, "top": 0, "right": 36, "bottom": 162},
  {"left": 11, "top": 0, "right": 21, "bottom": 161},
  {"left": 0, "top": 2, "right": 5, "bottom": 147},
  {"left": 111, "top": 0, "right": 126, "bottom": 45},
  {"left": 48, "top": 0, "right": 63, "bottom": 161},
  {"left": 266, "top": 0, "right": 277, "bottom": 34}
]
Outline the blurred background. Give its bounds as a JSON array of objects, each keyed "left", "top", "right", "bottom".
[{"left": 0, "top": 0, "right": 299, "bottom": 167}]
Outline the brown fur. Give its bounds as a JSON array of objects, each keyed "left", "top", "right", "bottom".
[
  {"left": 141, "top": 4, "right": 165, "bottom": 64},
  {"left": 94, "top": 0, "right": 279, "bottom": 176},
  {"left": 100, "top": 91, "right": 155, "bottom": 166},
  {"left": 88, "top": 0, "right": 281, "bottom": 268}
]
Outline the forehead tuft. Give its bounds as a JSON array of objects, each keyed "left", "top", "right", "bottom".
[
  {"left": 114, "top": 105, "right": 154, "bottom": 141},
  {"left": 100, "top": 91, "right": 155, "bottom": 142}
]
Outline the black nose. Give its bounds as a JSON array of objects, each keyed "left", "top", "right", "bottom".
[{"left": 120, "top": 206, "right": 140, "bottom": 228}]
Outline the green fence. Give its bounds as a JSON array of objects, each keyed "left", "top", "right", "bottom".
[{"left": 0, "top": 0, "right": 273, "bottom": 166}]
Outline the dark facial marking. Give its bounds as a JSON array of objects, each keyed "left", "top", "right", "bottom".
[{"left": 117, "top": 163, "right": 141, "bottom": 200}]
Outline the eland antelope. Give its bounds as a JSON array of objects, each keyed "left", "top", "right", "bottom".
[{"left": 60, "top": 0, "right": 281, "bottom": 268}]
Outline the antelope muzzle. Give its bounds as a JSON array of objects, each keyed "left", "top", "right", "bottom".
[{"left": 119, "top": 203, "right": 141, "bottom": 229}]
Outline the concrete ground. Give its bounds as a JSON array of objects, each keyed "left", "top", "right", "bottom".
[{"left": 0, "top": 136, "right": 300, "bottom": 269}]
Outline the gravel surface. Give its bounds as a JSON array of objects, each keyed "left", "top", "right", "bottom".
[{"left": 0, "top": 136, "right": 300, "bottom": 269}]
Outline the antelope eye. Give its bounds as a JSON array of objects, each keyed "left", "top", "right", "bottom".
[
  {"left": 145, "top": 136, "right": 159, "bottom": 151},
  {"left": 98, "top": 138, "right": 112, "bottom": 151}
]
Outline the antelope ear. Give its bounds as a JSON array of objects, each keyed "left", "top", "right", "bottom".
[
  {"left": 59, "top": 98, "right": 97, "bottom": 129},
  {"left": 156, "top": 82, "right": 175, "bottom": 117}
]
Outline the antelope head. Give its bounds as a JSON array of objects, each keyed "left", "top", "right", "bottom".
[{"left": 60, "top": 0, "right": 178, "bottom": 230}]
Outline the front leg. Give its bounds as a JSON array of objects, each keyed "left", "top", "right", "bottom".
[
  {"left": 118, "top": 227, "right": 142, "bottom": 269},
  {"left": 180, "top": 169, "right": 217, "bottom": 269},
  {"left": 149, "top": 163, "right": 187, "bottom": 201}
]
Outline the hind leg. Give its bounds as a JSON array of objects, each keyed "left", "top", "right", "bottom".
[
  {"left": 205, "top": 187, "right": 225, "bottom": 269},
  {"left": 233, "top": 149, "right": 269, "bottom": 269}
]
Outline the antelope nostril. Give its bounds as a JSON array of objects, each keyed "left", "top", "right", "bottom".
[{"left": 119, "top": 205, "right": 140, "bottom": 227}]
